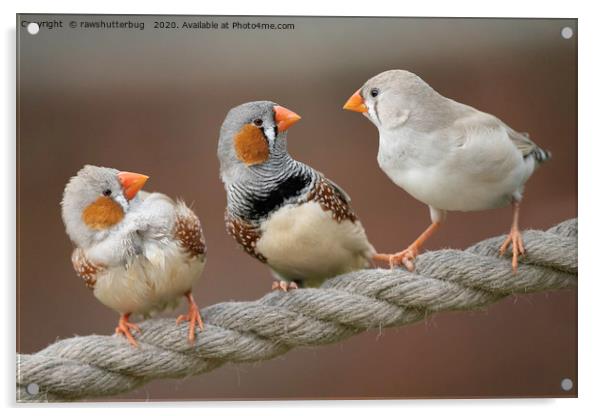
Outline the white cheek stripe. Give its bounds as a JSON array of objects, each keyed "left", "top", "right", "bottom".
[
  {"left": 366, "top": 102, "right": 380, "bottom": 126},
  {"left": 115, "top": 194, "right": 129, "bottom": 212},
  {"left": 263, "top": 126, "right": 276, "bottom": 143}
]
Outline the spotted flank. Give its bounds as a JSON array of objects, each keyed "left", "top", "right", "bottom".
[
  {"left": 174, "top": 203, "right": 206, "bottom": 258},
  {"left": 71, "top": 248, "right": 103, "bottom": 289},
  {"left": 225, "top": 214, "right": 267, "bottom": 263},
  {"left": 307, "top": 176, "right": 358, "bottom": 223}
]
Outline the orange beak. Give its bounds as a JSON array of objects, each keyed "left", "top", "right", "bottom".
[
  {"left": 117, "top": 171, "right": 149, "bottom": 200},
  {"left": 343, "top": 89, "right": 368, "bottom": 113},
  {"left": 274, "top": 105, "right": 301, "bottom": 132}
]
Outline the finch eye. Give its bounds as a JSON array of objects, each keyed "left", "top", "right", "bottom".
[
  {"left": 102, "top": 189, "right": 112, "bottom": 197},
  {"left": 253, "top": 119, "right": 263, "bottom": 127},
  {"left": 370, "top": 88, "right": 380, "bottom": 98}
]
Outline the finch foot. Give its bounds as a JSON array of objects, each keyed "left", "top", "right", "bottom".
[
  {"left": 373, "top": 221, "right": 439, "bottom": 272},
  {"left": 373, "top": 246, "right": 419, "bottom": 272},
  {"left": 176, "top": 292, "right": 204, "bottom": 343},
  {"left": 389, "top": 246, "right": 419, "bottom": 272},
  {"left": 271, "top": 281, "right": 298, "bottom": 292},
  {"left": 115, "top": 313, "right": 141, "bottom": 347},
  {"left": 499, "top": 227, "right": 525, "bottom": 274}
]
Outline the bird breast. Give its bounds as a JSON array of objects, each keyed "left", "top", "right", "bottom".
[
  {"left": 377, "top": 127, "right": 534, "bottom": 211},
  {"left": 93, "top": 239, "right": 205, "bottom": 315},
  {"left": 255, "top": 201, "right": 375, "bottom": 284}
]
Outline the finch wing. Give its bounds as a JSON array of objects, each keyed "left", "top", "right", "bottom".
[
  {"left": 173, "top": 200, "right": 207, "bottom": 258},
  {"left": 71, "top": 248, "right": 104, "bottom": 289},
  {"left": 307, "top": 175, "right": 358, "bottom": 223}
]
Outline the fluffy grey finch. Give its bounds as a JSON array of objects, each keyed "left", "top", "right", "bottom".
[
  {"left": 218, "top": 101, "right": 376, "bottom": 290},
  {"left": 61, "top": 165, "right": 206, "bottom": 346},
  {"left": 344, "top": 70, "right": 550, "bottom": 273}
]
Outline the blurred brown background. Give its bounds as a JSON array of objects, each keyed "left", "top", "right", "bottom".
[{"left": 17, "top": 15, "right": 577, "bottom": 400}]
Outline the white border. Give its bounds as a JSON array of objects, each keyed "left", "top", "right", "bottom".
[{"left": 2, "top": 1, "right": 600, "bottom": 414}]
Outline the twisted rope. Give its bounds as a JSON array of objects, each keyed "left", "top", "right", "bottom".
[{"left": 16, "top": 219, "right": 577, "bottom": 402}]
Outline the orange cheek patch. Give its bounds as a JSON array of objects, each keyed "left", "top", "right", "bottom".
[
  {"left": 82, "top": 196, "right": 125, "bottom": 230},
  {"left": 234, "top": 124, "right": 269, "bottom": 165}
]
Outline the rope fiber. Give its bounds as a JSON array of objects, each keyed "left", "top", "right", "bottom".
[{"left": 16, "top": 219, "right": 577, "bottom": 402}]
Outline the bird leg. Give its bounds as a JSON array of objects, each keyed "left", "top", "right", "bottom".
[
  {"left": 271, "top": 281, "right": 298, "bottom": 292},
  {"left": 115, "top": 313, "right": 141, "bottom": 347},
  {"left": 176, "top": 291, "right": 204, "bottom": 343},
  {"left": 499, "top": 201, "right": 525, "bottom": 274},
  {"left": 373, "top": 221, "right": 441, "bottom": 272}
]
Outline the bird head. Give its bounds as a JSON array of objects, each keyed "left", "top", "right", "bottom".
[
  {"left": 217, "top": 101, "right": 301, "bottom": 184},
  {"left": 343, "top": 69, "right": 438, "bottom": 131},
  {"left": 61, "top": 165, "right": 149, "bottom": 247}
]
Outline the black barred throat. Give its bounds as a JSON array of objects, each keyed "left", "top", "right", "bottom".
[{"left": 235, "top": 172, "right": 313, "bottom": 222}]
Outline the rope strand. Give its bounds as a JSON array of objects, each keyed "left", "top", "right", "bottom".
[{"left": 16, "top": 218, "right": 577, "bottom": 402}]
